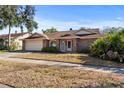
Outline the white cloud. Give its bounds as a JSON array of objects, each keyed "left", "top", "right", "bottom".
[
  {"left": 35, "top": 17, "right": 124, "bottom": 33},
  {"left": 116, "top": 17, "right": 123, "bottom": 21},
  {"left": 1, "top": 17, "right": 124, "bottom": 35}
]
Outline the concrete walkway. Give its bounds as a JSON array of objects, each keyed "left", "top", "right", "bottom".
[{"left": 0, "top": 52, "right": 124, "bottom": 74}]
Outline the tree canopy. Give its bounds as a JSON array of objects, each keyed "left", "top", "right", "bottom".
[
  {"left": 103, "top": 27, "right": 124, "bottom": 34},
  {"left": 42, "top": 27, "right": 57, "bottom": 33},
  {"left": 17, "top": 6, "right": 38, "bottom": 33},
  {"left": 90, "top": 29, "right": 124, "bottom": 62},
  {"left": 0, "top": 5, "right": 38, "bottom": 49}
]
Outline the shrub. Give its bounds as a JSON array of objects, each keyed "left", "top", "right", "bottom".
[
  {"left": 9, "top": 42, "right": 19, "bottom": 51},
  {"left": 90, "top": 30, "right": 124, "bottom": 62},
  {"left": 0, "top": 40, "right": 19, "bottom": 51},
  {"left": 90, "top": 38, "right": 109, "bottom": 57},
  {"left": 77, "top": 49, "right": 90, "bottom": 53},
  {"left": 0, "top": 45, "right": 8, "bottom": 50},
  {"left": 42, "top": 46, "right": 60, "bottom": 53}
]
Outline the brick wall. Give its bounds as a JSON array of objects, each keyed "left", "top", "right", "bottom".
[
  {"left": 77, "top": 38, "right": 97, "bottom": 52},
  {"left": 22, "top": 40, "right": 26, "bottom": 51},
  {"left": 56, "top": 40, "right": 60, "bottom": 49},
  {"left": 43, "top": 38, "right": 97, "bottom": 53},
  {"left": 72, "top": 39, "right": 77, "bottom": 52},
  {"left": 43, "top": 40, "right": 49, "bottom": 48}
]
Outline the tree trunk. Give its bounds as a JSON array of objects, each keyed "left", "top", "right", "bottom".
[{"left": 8, "top": 25, "right": 11, "bottom": 51}]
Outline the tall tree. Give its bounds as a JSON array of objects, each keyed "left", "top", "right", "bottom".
[
  {"left": 0, "top": 5, "right": 19, "bottom": 48},
  {"left": 42, "top": 27, "right": 57, "bottom": 33},
  {"left": 0, "top": 5, "right": 38, "bottom": 50}
]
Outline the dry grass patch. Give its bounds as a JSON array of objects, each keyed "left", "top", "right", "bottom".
[
  {"left": 0, "top": 60, "right": 124, "bottom": 87},
  {"left": 15, "top": 53, "right": 82, "bottom": 63},
  {"left": 14, "top": 53, "right": 124, "bottom": 68}
]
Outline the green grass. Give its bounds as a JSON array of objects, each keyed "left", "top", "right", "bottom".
[
  {"left": 0, "top": 60, "right": 124, "bottom": 88},
  {"left": 14, "top": 53, "right": 124, "bottom": 68},
  {"left": 0, "top": 50, "right": 7, "bottom": 54}
]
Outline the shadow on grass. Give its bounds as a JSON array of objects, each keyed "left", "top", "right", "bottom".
[
  {"left": 12, "top": 53, "right": 124, "bottom": 74},
  {"left": 79, "top": 55, "right": 124, "bottom": 74},
  {"left": 79, "top": 55, "right": 124, "bottom": 67}
]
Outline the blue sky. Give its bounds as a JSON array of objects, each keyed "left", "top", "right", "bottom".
[{"left": 1, "top": 5, "right": 124, "bottom": 34}]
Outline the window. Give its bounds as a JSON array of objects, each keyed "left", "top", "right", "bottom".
[{"left": 49, "top": 41, "right": 57, "bottom": 47}]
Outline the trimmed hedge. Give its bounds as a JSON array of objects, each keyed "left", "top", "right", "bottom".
[
  {"left": 42, "top": 46, "right": 60, "bottom": 53},
  {"left": 0, "top": 45, "right": 8, "bottom": 50}
]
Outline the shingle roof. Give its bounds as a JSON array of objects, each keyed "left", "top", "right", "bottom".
[
  {"left": 0, "top": 32, "right": 28, "bottom": 39},
  {"left": 25, "top": 28, "right": 102, "bottom": 40},
  {"left": 45, "top": 28, "right": 102, "bottom": 39},
  {"left": 25, "top": 33, "right": 49, "bottom": 39}
]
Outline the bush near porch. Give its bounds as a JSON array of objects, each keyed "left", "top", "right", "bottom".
[
  {"left": 0, "top": 45, "right": 8, "bottom": 50},
  {"left": 90, "top": 29, "right": 124, "bottom": 62},
  {"left": 42, "top": 46, "right": 60, "bottom": 53},
  {"left": 0, "top": 40, "right": 19, "bottom": 51}
]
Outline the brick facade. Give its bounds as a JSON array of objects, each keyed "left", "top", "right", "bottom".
[
  {"left": 22, "top": 40, "right": 26, "bottom": 51},
  {"left": 77, "top": 38, "right": 97, "bottom": 52},
  {"left": 72, "top": 38, "right": 77, "bottom": 52},
  {"left": 23, "top": 29, "right": 101, "bottom": 52},
  {"left": 45, "top": 38, "right": 97, "bottom": 52},
  {"left": 43, "top": 40, "right": 49, "bottom": 48},
  {"left": 23, "top": 38, "right": 98, "bottom": 52}
]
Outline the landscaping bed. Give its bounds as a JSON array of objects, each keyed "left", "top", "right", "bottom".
[
  {"left": 0, "top": 60, "right": 124, "bottom": 88},
  {"left": 14, "top": 53, "right": 124, "bottom": 68}
]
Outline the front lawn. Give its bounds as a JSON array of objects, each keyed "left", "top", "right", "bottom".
[
  {"left": 0, "top": 51, "right": 6, "bottom": 54},
  {"left": 14, "top": 53, "right": 124, "bottom": 68},
  {"left": 0, "top": 60, "right": 124, "bottom": 88}
]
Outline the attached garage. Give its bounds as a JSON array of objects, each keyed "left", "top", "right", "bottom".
[{"left": 25, "top": 38, "right": 43, "bottom": 51}]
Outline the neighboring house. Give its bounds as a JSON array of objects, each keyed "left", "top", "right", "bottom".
[
  {"left": 23, "top": 28, "right": 102, "bottom": 52},
  {"left": 0, "top": 31, "right": 31, "bottom": 50}
]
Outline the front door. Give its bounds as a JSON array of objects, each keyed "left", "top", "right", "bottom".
[
  {"left": 60, "top": 40, "right": 65, "bottom": 52},
  {"left": 67, "top": 40, "right": 72, "bottom": 51}
]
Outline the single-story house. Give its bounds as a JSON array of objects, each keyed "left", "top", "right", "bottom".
[
  {"left": 23, "top": 28, "right": 102, "bottom": 52},
  {"left": 0, "top": 31, "right": 31, "bottom": 50}
]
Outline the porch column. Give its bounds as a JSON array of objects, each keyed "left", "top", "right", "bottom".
[
  {"left": 56, "top": 39, "right": 60, "bottom": 49},
  {"left": 43, "top": 40, "right": 49, "bottom": 48},
  {"left": 22, "top": 40, "right": 26, "bottom": 51},
  {"left": 72, "top": 38, "right": 77, "bottom": 52}
]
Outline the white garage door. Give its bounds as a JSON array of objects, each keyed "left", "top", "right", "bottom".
[{"left": 25, "top": 39, "right": 43, "bottom": 51}]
